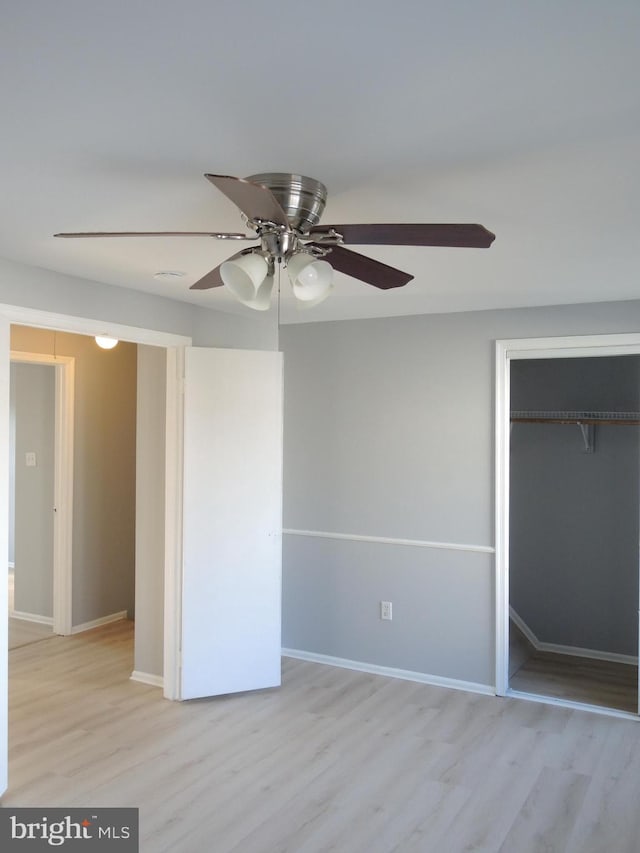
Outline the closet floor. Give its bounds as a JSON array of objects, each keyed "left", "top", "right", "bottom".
[{"left": 510, "top": 651, "right": 638, "bottom": 714}]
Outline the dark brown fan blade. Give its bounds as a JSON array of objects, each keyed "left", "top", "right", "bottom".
[
  {"left": 189, "top": 249, "right": 249, "bottom": 290},
  {"left": 309, "top": 223, "right": 495, "bottom": 248},
  {"left": 205, "top": 174, "right": 290, "bottom": 228},
  {"left": 189, "top": 265, "right": 224, "bottom": 290},
  {"left": 309, "top": 244, "right": 413, "bottom": 290},
  {"left": 54, "top": 231, "right": 251, "bottom": 239}
]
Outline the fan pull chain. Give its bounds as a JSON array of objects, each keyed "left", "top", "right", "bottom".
[{"left": 276, "top": 261, "right": 281, "bottom": 350}]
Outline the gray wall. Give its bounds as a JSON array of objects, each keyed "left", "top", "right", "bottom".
[
  {"left": 12, "top": 362, "right": 55, "bottom": 618},
  {"left": 511, "top": 356, "right": 640, "bottom": 413},
  {"left": 284, "top": 536, "right": 493, "bottom": 682},
  {"left": 0, "top": 255, "right": 277, "bottom": 352},
  {"left": 134, "top": 345, "right": 166, "bottom": 677},
  {"left": 11, "top": 326, "right": 137, "bottom": 627},
  {"left": 7, "top": 253, "right": 640, "bottom": 688},
  {"left": 510, "top": 357, "right": 640, "bottom": 655},
  {"left": 0, "top": 257, "right": 195, "bottom": 339},
  {"left": 281, "top": 300, "right": 640, "bottom": 688},
  {"left": 191, "top": 304, "right": 277, "bottom": 351}
]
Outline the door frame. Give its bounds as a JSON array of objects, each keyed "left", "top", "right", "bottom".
[
  {"left": 0, "top": 304, "right": 191, "bottom": 795},
  {"left": 162, "top": 345, "right": 185, "bottom": 701},
  {"left": 10, "top": 350, "right": 75, "bottom": 635},
  {"left": 0, "top": 304, "right": 191, "bottom": 755},
  {"left": 495, "top": 332, "right": 640, "bottom": 718}
]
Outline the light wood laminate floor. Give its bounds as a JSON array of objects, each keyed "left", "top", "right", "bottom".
[
  {"left": 510, "top": 650, "right": 638, "bottom": 714},
  {"left": 6, "top": 621, "right": 640, "bottom": 852},
  {"left": 9, "top": 617, "right": 54, "bottom": 650},
  {"left": 8, "top": 571, "right": 54, "bottom": 649}
]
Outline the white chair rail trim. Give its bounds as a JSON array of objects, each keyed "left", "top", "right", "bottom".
[{"left": 283, "top": 528, "right": 495, "bottom": 555}]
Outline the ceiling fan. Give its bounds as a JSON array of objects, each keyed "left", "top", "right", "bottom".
[{"left": 55, "top": 172, "right": 496, "bottom": 310}]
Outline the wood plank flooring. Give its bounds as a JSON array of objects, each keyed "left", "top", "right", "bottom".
[
  {"left": 6, "top": 621, "right": 640, "bottom": 852},
  {"left": 510, "top": 651, "right": 638, "bottom": 714},
  {"left": 8, "top": 571, "right": 54, "bottom": 649},
  {"left": 8, "top": 568, "right": 53, "bottom": 649},
  {"left": 9, "top": 616, "right": 54, "bottom": 650}
]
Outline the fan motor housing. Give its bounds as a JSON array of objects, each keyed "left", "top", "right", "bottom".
[{"left": 246, "top": 173, "right": 327, "bottom": 234}]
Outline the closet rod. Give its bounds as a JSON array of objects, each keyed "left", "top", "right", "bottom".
[{"left": 510, "top": 410, "right": 640, "bottom": 426}]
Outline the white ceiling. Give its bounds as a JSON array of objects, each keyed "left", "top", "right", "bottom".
[{"left": 1, "top": 1, "right": 638, "bottom": 324}]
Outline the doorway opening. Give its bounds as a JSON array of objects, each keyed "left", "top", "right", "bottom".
[
  {"left": 8, "top": 326, "right": 137, "bottom": 649},
  {"left": 0, "top": 305, "right": 191, "bottom": 796},
  {"left": 10, "top": 359, "right": 56, "bottom": 649},
  {"left": 496, "top": 333, "right": 640, "bottom": 719},
  {"left": 1, "top": 301, "right": 283, "bottom": 801},
  {"left": 9, "top": 349, "right": 74, "bottom": 644},
  {"left": 508, "top": 355, "right": 639, "bottom": 713}
]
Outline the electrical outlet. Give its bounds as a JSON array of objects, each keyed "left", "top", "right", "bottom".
[
  {"left": 380, "top": 600, "right": 393, "bottom": 621},
  {"left": 25, "top": 452, "right": 37, "bottom": 467}
]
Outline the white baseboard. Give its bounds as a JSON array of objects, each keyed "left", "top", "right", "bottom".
[
  {"left": 130, "top": 670, "right": 164, "bottom": 688},
  {"left": 536, "top": 641, "right": 638, "bottom": 666},
  {"left": 509, "top": 606, "right": 638, "bottom": 666},
  {"left": 509, "top": 606, "right": 538, "bottom": 648},
  {"left": 10, "top": 610, "right": 54, "bottom": 626},
  {"left": 282, "top": 648, "right": 494, "bottom": 697},
  {"left": 71, "top": 611, "right": 128, "bottom": 635}
]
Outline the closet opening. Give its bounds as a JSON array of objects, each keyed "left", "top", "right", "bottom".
[
  {"left": 509, "top": 355, "right": 640, "bottom": 712},
  {"left": 498, "top": 346, "right": 640, "bottom": 716}
]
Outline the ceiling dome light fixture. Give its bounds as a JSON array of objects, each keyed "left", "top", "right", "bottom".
[
  {"left": 153, "top": 270, "right": 186, "bottom": 281},
  {"left": 95, "top": 335, "right": 119, "bottom": 350}
]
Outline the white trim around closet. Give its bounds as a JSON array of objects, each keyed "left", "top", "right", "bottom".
[{"left": 495, "top": 332, "right": 640, "bottom": 716}]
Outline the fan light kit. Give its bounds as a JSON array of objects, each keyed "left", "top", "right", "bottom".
[{"left": 55, "top": 172, "right": 496, "bottom": 311}]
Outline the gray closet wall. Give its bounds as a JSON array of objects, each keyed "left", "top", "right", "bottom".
[{"left": 510, "top": 356, "right": 640, "bottom": 656}]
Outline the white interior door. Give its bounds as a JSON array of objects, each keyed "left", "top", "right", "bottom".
[{"left": 180, "top": 347, "right": 283, "bottom": 700}]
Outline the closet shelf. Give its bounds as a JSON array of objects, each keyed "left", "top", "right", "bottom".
[{"left": 510, "top": 411, "right": 640, "bottom": 453}]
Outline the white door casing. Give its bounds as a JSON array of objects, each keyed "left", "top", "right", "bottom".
[{"left": 0, "top": 304, "right": 192, "bottom": 798}]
